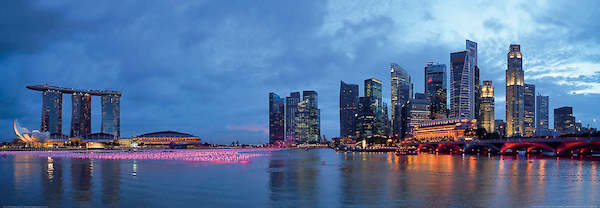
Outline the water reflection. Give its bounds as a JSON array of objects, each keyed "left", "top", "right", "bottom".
[{"left": 2, "top": 150, "right": 600, "bottom": 207}]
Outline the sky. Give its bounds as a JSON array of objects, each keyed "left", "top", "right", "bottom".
[{"left": 1, "top": 0, "right": 599, "bottom": 144}]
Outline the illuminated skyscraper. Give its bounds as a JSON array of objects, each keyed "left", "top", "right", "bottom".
[
  {"left": 523, "top": 84, "right": 536, "bottom": 137},
  {"left": 480, "top": 81, "right": 494, "bottom": 133},
  {"left": 357, "top": 96, "right": 377, "bottom": 138},
  {"left": 302, "top": 91, "right": 320, "bottom": 143},
  {"left": 495, "top": 120, "right": 506, "bottom": 138},
  {"left": 403, "top": 93, "right": 430, "bottom": 137},
  {"left": 536, "top": 95, "right": 549, "bottom": 136},
  {"left": 340, "top": 81, "right": 358, "bottom": 138},
  {"left": 554, "top": 106, "right": 575, "bottom": 135},
  {"left": 269, "top": 92, "right": 285, "bottom": 144},
  {"left": 41, "top": 90, "right": 63, "bottom": 134},
  {"left": 71, "top": 92, "right": 92, "bottom": 138},
  {"left": 450, "top": 50, "right": 475, "bottom": 119},
  {"left": 285, "top": 92, "right": 301, "bottom": 143},
  {"left": 506, "top": 44, "right": 524, "bottom": 137},
  {"left": 424, "top": 62, "right": 447, "bottom": 119},
  {"left": 102, "top": 94, "right": 121, "bottom": 138},
  {"left": 466, "top": 40, "right": 481, "bottom": 123},
  {"left": 390, "top": 63, "right": 412, "bottom": 138},
  {"left": 364, "top": 78, "right": 385, "bottom": 135}
]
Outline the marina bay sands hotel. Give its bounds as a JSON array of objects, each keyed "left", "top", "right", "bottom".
[{"left": 27, "top": 84, "right": 121, "bottom": 139}]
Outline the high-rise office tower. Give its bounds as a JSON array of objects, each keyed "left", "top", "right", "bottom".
[
  {"left": 382, "top": 102, "right": 390, "bottom": 136},
  {"left": 480, "top": 81, "right": 495, "bottom": 133},
  {"left": 450, "top": 50, "right": 475, "bottom": 119},
  {"left": 41, "top": 90, "right": 63, "bottom": 134},
  {"left": 391, "top": 63, "right": 413, "bottom": 138},
  {"left": 340, "top": 81, "right": 359, "bottom": 138},
  {"left": 424, "top": 62, "right": 447, "bottom": 119},
  {"left": 71, "top": 92, "right": 92, "bottom": 138},
  {"left": 269, "top": 92, "right": 285, "bottom": 144},
  {"left": 285, "top": 92, "right": 301, "bottom": 143},
  {"left": 523, "top": 84, "right": 536, "bottom": 137},
  {"left": 403, "top": 93, "right": 431, "bottom": 137},
  {"left": 466, "top": 40, "right": 481, "bottom": 124},
  {"left": 554, "top": 106, "right": 575, "bottom": 135},
  {"left": 506, "top": 44, "right": 525, "bottom": 137},
  {"left": 303, "top": 91, "right": 320, "bottom": 143},
  {"left": 536, "top": 95, "right": 549, "bottom": 136},
  {"left": 101, "top": 94, "right": 121, "bottom": 138},
  {"left": 357, "top": 96, "right": 377, "bottom": 138},
  {"left": 364, "top": 78, "right": 385, "bottom": 135}
]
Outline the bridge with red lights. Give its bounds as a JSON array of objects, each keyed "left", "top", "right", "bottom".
[{"left": 400, "top": 137, "right": 600, "bottom": 156}]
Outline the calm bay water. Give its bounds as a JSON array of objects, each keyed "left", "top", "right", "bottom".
[{"left": 1, "top": 149, "right": 599, "bottom": 207}]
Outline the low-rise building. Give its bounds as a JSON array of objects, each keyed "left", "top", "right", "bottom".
[{"left": 412, "top": 118, "right": 477, "bottom": 142}]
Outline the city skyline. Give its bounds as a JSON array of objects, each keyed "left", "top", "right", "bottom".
[{"left": 2, "top": 1, "right": 600, "bottom": 143}]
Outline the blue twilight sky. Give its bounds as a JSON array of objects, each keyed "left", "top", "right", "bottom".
[{"left": 1, "top": 0, "right": 599, "bottom": 144}]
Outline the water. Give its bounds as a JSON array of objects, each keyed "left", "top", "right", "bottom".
[{"left": 1, "top": 149, "right": 599, "bottom": 207}]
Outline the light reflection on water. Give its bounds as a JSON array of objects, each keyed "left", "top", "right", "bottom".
[{"left": 0, "top": 149, "right": 599, "bottom": 207}]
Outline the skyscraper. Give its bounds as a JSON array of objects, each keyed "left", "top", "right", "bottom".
[
  {"left": 403, "top": 93, "right": 430, "bottom": 137},
  {"left": 450, "top": 50, "right": 475, "bottom": 119},
  {"left": 340, "top": 81, "right": 359, "bottom": 138},
  {"left": 269, "top": 92, "right": 285, "bottom": 144},
  {"left": 536, "top": 95, "right": 549, "bottom": 136},
  {"left": 391, "top": 63, "right": 412, "bottom": 138},
  {"left": 71, "top": 92, "right": 92, "bottom": 138},
  {"left": 364, "top": 78, "right": 385, "bottom": 135},
  {"left": 285, "top": 92, "right": 301, "bottom": 143},
  {"left": 554, "top": 106, "right": 575, "bottom": 135},
  {"left": 466, "top": 40, "right": 481, "bottom": 124},
  {"left": 303, "top": 91, "right": 320, "bottom": 143},
  {"left": 41, "top": 90, "right": 63, "bottom": 134},
  {"left": 424, "top": 62, "right": 447, "bottom": 119},
  {"left": 506, "top": 44, "right": 525, "bottom": 137},
  {"left": 480, "top": 81, "right": 495, "bottom": 133},
  {"left": 357, "top": 96, "right": 377, "bottom": 138},
  {"left": 523, "top": 84, "right": 536, "bottom": 137},
  {"left": 101, "top": 94, "right": 121, "bottom": 138}
]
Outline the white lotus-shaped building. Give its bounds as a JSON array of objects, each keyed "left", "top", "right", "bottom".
[{"left": 14, "top": 120, "right": 50, "bottom": 143}]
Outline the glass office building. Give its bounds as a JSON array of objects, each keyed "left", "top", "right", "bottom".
[
  {"left": 536, "top": 95, "right": 549, "bottom": 136},
  {"left": 424, "top": 62, "right": 447, "bottom": 119},
  {"left": 41, "top": 90, "right": 63, "bottom": 134},
  {"left": 523, "top": 84, "right": 536, "bottom": 137},
  {"left": 340, "top": 81, "right": 358, "bottom": 138},
  {"left": 391, "top": 63, "right": 413, "bottom": 138}
]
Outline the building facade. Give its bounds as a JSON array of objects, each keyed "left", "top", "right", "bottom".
[
  {"left": 269, "top": 92, "right": 285, "bottom": 144},
  {"left": 403, "top": 93, "right": 431, "bottom": 138},
  {"left": 295, "top": 91, "right": 320, "bottom": 143},
  {"left": 412, "top": 118, "right": 477, "bottom": 142},
  {"left": 523, "top": 84, "right": 536, "bottom": 137},
  {"left": 424, "top": 62, "right": 447, "bottom": 119},
  {"left": 101, "top": 94, "right": 121, "bottom": 138},
  {"left": 480, "top": 81, "right": 495, "bottom": 133},
  {"left": 466, "top": 40, "right": 481, "bottom": 124},
  {"left": 357, "top": 96, "right": 377, "bottom": 138},
  {"left": 41, "top": 90, "right": 63, "bottom": 134},
  {"left": 536, "top": 95, "right": 549, "bottom": 136},
  {"left": 285, "top": 92, "right": 301, "bottom": 143},
  {"left": 364, "top": 78, "right": 385, "bottom": 136},
  {"left": 450, "top": 50, "right": 475, "bottom": 119},
  {"left": 70, "top": 92, "right": 92, "bottom": 138},
  {"left": 390, "top": 63, "right": 413, "bottom": 138},
  {"left": 506, "top": 44, "right": 525, "bottom": 137},
  {"left": 340, "top": 81, "right": 359, "bottom": 138},
  {"left": 554, "top": 106, "right": 575, "bottom": 135}
]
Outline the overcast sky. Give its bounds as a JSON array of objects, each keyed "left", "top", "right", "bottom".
[{"left": 1, "top": 0, "right": 599, "bottom": 143}]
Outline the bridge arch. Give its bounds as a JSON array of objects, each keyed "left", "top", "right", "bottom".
[
  {"left": 556, "top": 141, "right": 600, "bottom": 156},
  {"left": 463, "top": 143, "right": 500, "bottom": 153},
  {"left": 417, "top": 144, "right": 438, "bottom": 152},
  {"left": 437, "top": 143, "right": 463, "bottom": 153},
  {"left": 500, "top": 142, "right": 555, "bottom": 154}
]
